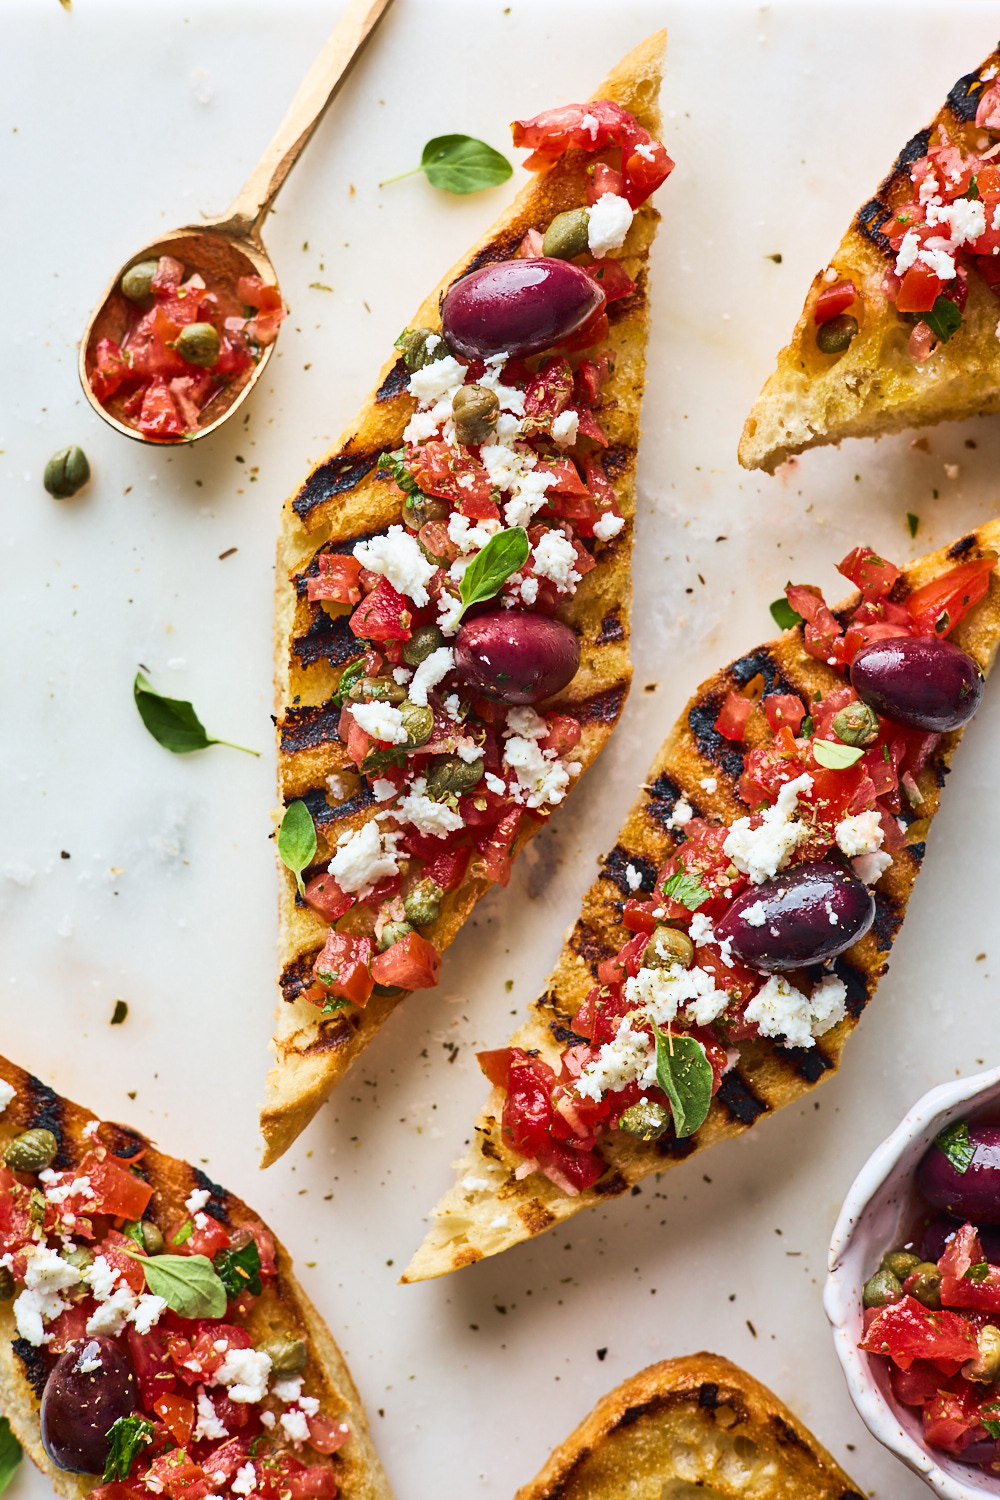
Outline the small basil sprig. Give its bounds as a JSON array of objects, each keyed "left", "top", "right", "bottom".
[
  {"left": 381, "top": 135, "right": 512, "bottom": 195},
  {"left": 134, "top": 672, "right": 258, "bottom": 756},
  {"left": 278, "top": 800, "right": 317, "bottom": 896},
  {"left": 332, "top": 659, "right": 366, "bottom": 708},
  {"left": 652, "top": 1025, "right": 714, "bottom": 1139},
  {"left": 214, "top": 1239, "right": 263, "bottom": 1300},
  {"left": 661, "top": 869, "right": 709, "bottom": 912},
  {"left": 103, "top": 1417, "right": 154, "bottom": 1483},
  {"left": 453, "top": 527, "right": 529, "bottom": 626},
  {"left": 812, "top": 738, "right": 864, "bottom": 770},
  {"left": 0, "top": 1418, "right": 22, "bottom": 1496},
  {"left": 770, "top": 597, "right": 802, "bottom": 631},
  {"left": 126, "top": 1250, "right": 227, "bottom": 1318},
  {"left": 922, "top": 295, "right": 962, "bottom": 344},
  {"left": 935, "top": 1119, "right": 975, "bottom": 1174}
]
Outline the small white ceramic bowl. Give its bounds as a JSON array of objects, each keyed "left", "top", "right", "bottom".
[{"left": 825, "top": 1066, "right": 1000, "bottom": 1500}]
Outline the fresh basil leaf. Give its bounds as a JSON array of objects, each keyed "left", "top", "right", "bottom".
[
  {"left": 661, "top": 869, "right": 709, "bottom": 911},
  {"left": 651, "top": 1026, "right": 713, "bottom": 1139},
  {"left": 800, "top": 715, "right": 814, "bottom": 738},
  {"left": 214, "top": 1238, "right": 262, "bottom": 1300},
  {"left": 278, "top": 800, "right": 317, "bottom": 897},
  {"left": 455, "top": 527, "right": 529, "bottom": 624},
  {"left": 376, "top": 448, "right": 420, "bottom": 496},
  {"left": 129, "top": 1251, "right": 227, "bottom": 1318},
  {"left": 321, "top": 996, "right": 351, "bottom": 1015},
  {"left": 935, "top": 1119, "right": 975, "bottom": 1174},
  {"left": 984, "top": 1417, "right": 1000, "bottom": 1440},
  {"left": 770, "top": 597, "right": 802, "bottom": 631},
  {"left": 812, "top": 738, "right": 864, "bottom": 770},
  {"left": 332, "top": 660, "right": 366, "bottom": 709},
  {"left": 965, "top": 1261, "right": 991, "bottom": 1284},
  {"left": 922, "top": 295, "right": 963, "bottom": 344},
  {"left": 0, "top": 1417, "right": 22, "bottom": 1496},
  {"left": 171, "top": 1220, "right": 194, "bottom": 1246},
  {"left": 381, "top": 136, "right": 513, "bottom": 195},
  {"left": 134, "top": 672, "right": 258, "bottom": 757},
  {"left": 103, "top": 1416, "right": 154, "bottom": 1483}
]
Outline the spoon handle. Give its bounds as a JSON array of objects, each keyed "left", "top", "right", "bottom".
[{"left": 224, "top": 0, "right": 394, "bottom": 235}]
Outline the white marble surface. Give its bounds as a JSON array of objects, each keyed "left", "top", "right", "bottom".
[{"left": 3, "top": 1, "right": 1000, "bottom": 1496}]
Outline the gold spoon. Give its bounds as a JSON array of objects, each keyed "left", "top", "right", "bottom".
[{"left": 79, "top": 0, "right": 394, "bottom": 446}]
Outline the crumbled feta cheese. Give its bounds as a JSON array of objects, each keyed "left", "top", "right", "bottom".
[
  {"left": 519, "top": 576, "right": 539, "bottom": 606},
  {"left": 407, "top": 355, "right": 466, "bottom": 403},
  {"left": 484, "top": 772, "right": 506, "bottom": 795},
  {"left": 443, "top": 693, "right": 462, "bottom": 720},
  {"left": 504, "top": 737, "right": 572, "bottom": 808},
  {"left": 835, "top": 810, "right": 884, "bottom": 859},
  {"left": 634, "top": 140, "right": 656, "bottom": 162},
  {"left": 592, "top": 512, "right": 624, "bottom": 541},
  {"left": 551, "top": 410, "right": 579, "bottom": 447},
  {"left": 920, "top": 244, "right": 956, "bottom": 281},
  {"left": 231, "top": 1463, "right": 257, "bottom": 1496},
  {"left": 328, "top": 821, "right": 400, "bottom": 897},
  {"left": 576, "top": 1018, "right": 654, "bottom": 1102},
  {"left": 280, "top": 1409, "right": 310, "bottom": 1446},
  {"left": 688, "top": 913, "right": 715, "bottom": 946},
  {"left": 480, "top": 440, "right": 528, "bottom": 493},
  {"left": 455, "top": 737, "right": 483, "bottom": 764},
  {"left": 666, "top": 798, "right": 693, "bottom": 831},
  {"left": 401, "top": 409, "right": 441, "bottom": 444},
  {"left": 743, "top": 973, "right": 847, "bottom": 1050},
  {"left": 87, "top": 1285, "right": 138, "bottom": 1337},
  {"left": 489, "top": 1215, "right": 509, "bottom": 1228},
  {"left": 436, "top": 591, "right": 465, "bottom": 636},
  {"left": 624, "top": 863, "right": 643, "bottom": 892},
  {"left": 624, "top": 962, "right": 731, "bottom": 1031},
  {"left": 392, "top": 665, "right": 412, "bottom": 685},
  {"left": 461, "top": 1176, "right": 491, "bottom": 1192},
  {"left": 194, "top": 1391, "right": 229, "bottom": 1442},
  {"left": 297, "top": 1396, "right": 320, "bottom": 1417},
  {"left": 894, "top": 229, "right": 921, "bottom": 276},
  {"left": 132, "top": 1294, "right": 168, "bottom": 1335},
  {"left": 588, "top": 194, "right": 634, "bottom": 257},
  {"left": 477, "top": 358, "right": 527, "bottom": 416},
  {"left": 14, "top": 1288, "right": 66, "bottom": 1345},
  {"left": 76, "top": 1340, "right": 104, "bottom": 1375},
  {"left": 926, "top": 196, "right": 986, "bottom": 247},
  {"left": 852, "top": 849, "right": 893, "bottom": 885},
  {"left": 723, "top": 773, "right": 814, "bottom": 884},
  {"left": 349, "top": 700, "right": 407, "bottom": 744},
  {"left": 506, "top": 707, "right": 547, "bottom": 739},
  {"left": 393, "top": 778, "right": 465, "bottom": 839},
  {"left": 809, "top": 974, "right": 848, "bottom": 1035},
  {"left": 215, "top": 1347, "right": 272, "bottom": 1404},
  {"left": 699, "top": 777, "right": 718, "bottom": 793},
  {"left": 354, "top": 525, "right": 437, "bottom": 608},
  {"left": 260, "top": 1412, "right": 276, "bottom": 1430},
  {"left": 503, "top": 467, "right": 552, "bottom": 529},
  {"left": 407, "top": 646, "right": 455, "bottom": 707},
  {"left": 185, "top": 1188, "right": 211, "bottom": 1215},
  {"left": 532, "top": 530, "right": 580, "bottom": 593},
  {"left": 271, "top": 1377, "right": 303, "bottom": 1404},
  {"left": 0, "top": 1082, "right": 14, "bottom": 1113},
  {"left": 579, "top": 111, "right": 600, "bottom": 141},
  {"left": 371, "top": 778, "right": 397, "bottom": 802},
  {"left": 447, "top": 513, "right": 497, "bottom": 554},
  {"left": 743, "top": 900, "right": 767, "bottom": 927},
  {"left": 24, "top": 1245, "right": 82, "bottom": 1296}
]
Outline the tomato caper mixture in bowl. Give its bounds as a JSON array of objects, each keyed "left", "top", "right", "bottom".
[
  {"left": 475, "top": 546, "right": 994, "bottom": 1197},
  {"left": 290, "top": 100, "right": 673, "bottom": 1012}
]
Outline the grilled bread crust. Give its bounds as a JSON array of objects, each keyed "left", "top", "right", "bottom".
[
  {"left": 263, "top": 32, "right": 668, "bottom": 1165},
  {"left": 0, "top": 1057, "right": 392, "bottom": 1500},
  {"left": 512, "top": 1353, "right": 863, "bottom": 1500},
  {"left": 403, "top": 519, "right": 1000, "bottom": 1281},
  {"left": 739, "top": 44, "right": 1000, "bottom": 473}
]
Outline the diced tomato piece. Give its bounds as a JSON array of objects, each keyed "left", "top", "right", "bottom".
[
  {"left": 46, "top": 1301, "right": 92, "bottom": 1354},
  {"left": 662, "top": 818, "right": 748, "bottom": 919},
  {"left": 559, "top": 306, "right": 610, "bottom": 354},
  {"left": 522, "top": 357, "right": 574, "bottom": 435},
  {"left": 136, "top": 377, "right": 189, "bottom": 441},
  {"left": 785, "top": 582, "right": 845, "bottom": 663},
  {"left": 185, "top": 1216, "right": 230, "bottom": 1260},
  {"left": 423, "top": 844, "right": 471, "bottom": 892},
  {"left": 370, "top": 931, "right": 440, "bottom": 990},
  {"left": 193, "top": 1439, "right": 250, "bottom": 1487},
  {"left": 81, "top": 1153, "right": 153, "bottom": 1220},
  {"left": 478, "top": 1047, "right": 517, "bottom": 1090},
  {"left": 307, "top": 554, "right": 362, "bottom": 606},
  {"left": 597, "top": 931, "right": 649, "bottom": 987},
  {"left": 896, "top": 265, "right": 944, "bottom": 313},
  {"left": 814, "top": 281, "right": 857, "bottom": 324},
  {"left": 694, "top": 945, "right": 759, "bottom": 1004},
  {"left": 90, "top": 338, "right": 132, "bottom": 401},
  {"left": 574, "top": 355, "right": 612, "bottom": 405},
  {"left": 890, "top": 1361, "right": 945, "bottom": 1407},
  {"left": 922, "top": 1387, "right": 981, "bottom": 1451},
  {"left": 762, "top": 693, "right": 805, "bottom": 735},
  {"left": 574, "top": 405, "right": 608, "bottom": 446},
  {"left": 583, "top": 259, "right": 637, "bottom": 304},
  {"left": 153, "top": 1394, "right": 196, "bottom": 1448},
  {"left": 312, "top": 931, "right": 375, "bottom": 1008},
  {"left": 127, "top": 1325, "right": 177, "bottom": 1409},
  {"left": 349, "top": 577, "right": 412, "bottom": 642},
  {"left": 405, "top": 439, "right": 493, "bottom": 506},
  {"left": 535, "top": 1137, "right": 604, "bottom": 1195},
  {"left": 589, "top": 162, "right": 624, "bottom": 203},
  {"left": 714, "top": 689, "right": 753, "bottom": 741},
  {"left": 458, "top": 490, "right": 501, "bottom": 523},
  {"left": 906, "top": 555, "right": 997, "bottom": 637},
  {"left": 837, "top": 546, "right": 902, "bottom": 601},
  {"left": 267, "top": 1463, "right": 338, "bottom": 1500},
  {"left": 474, "top": 806, "right": 524, "bottom": 886},
  {"left": 302, "top": 873, "right": 355, "bottom": 924},
  {"left": 502, "top": 1055, "right": 556, "bottom": 1156},
  {"left": 539, "top": 714, "right": 582, "bottom": 757},
  {"left": 97, "top": 1229, "right": 149, "bottom": 1293},
  {"left": 306, "top": 1415, "right": 350, "bottom": 1455},
  {"left": 144, "top": 1451, "right": 210, "bottom": 1500},
  {"left": 860, "top": 1295, "right": 978, "bottom": 1370}
]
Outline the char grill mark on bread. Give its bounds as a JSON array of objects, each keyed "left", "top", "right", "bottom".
[{"left": 403, "top": 519, "right": 1000, "bottom": 1281}]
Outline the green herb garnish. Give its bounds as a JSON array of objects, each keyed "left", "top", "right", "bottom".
[
  {"left": 376, "top": 448, "right": 421, "bottom": 496},
  {"left": 800, "top": 715, "right": 814, "bottom": 737},
  {"left": 102, "top": 1417, "right": 154, "bottom": 1483},
  {"left": 812, "top": 738, "right": 864, "bottom": 770},
  {"left": 332, "top": 659, "right": 366, "bottom": 709},
  {"left": 661, "top": 869, "right": 710, "bottom": 911},
  {"left": 0, "top": 1418, "right": 22, "bottom": 1496},
  {"left": 907, "top": 512, "right": 920, "bottom": 538},
  {"left": 111, "top": 1000, "right": 128, "bottom": 1025},
  {"left": 214, "top": 1239, "right": 262, "bottom": 1300},
  {"left": 381, "top": 135, "right": 513, "bottom": 195},
  {"left": 921, "top": 295, "right": 963, "bottom": 344},
  {"left": 278, "top": 800, "right": 317, "bottom": 897},
  {"left": 652, "top": 1026, "right": 714, "bottom": 1139},
  {"left": 770, "top": 597, "right": 802, "bottom": 631},
  {"left": 935, "top": 1119, "right": 975, "bottom": 1174},
  {"left": 453, "top": 527, "right": 529, "bottom": 626},
  {"left": 965, "top": 1261, "right": 991, "bottom": 1284},
  {"left": 126, "top": 1251, "right": 227, "bottom": 1319},
  {"left": 133, "top": 672, "right": 258, "bottom": 756},
  {"left": 171, "top": 1220, "right": 194, "bottom": 1246}
]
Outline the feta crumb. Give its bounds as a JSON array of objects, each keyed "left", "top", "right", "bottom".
[
  {"left": 624, "top": 863, "right": 643, "bottom": 892},
  {"left": 506, "top": 707, "right": 547, "bottom": 739},
  {"left": 688, "top": 912, "right": 715, "bottom": 946},
  {"left": 454, "top": 737, "right": 482, "bottom": 764},
  {"left": 214, "top": 1347, "right": 272, "bottom": 1404},
  {"left": 185, "top": 1188, "right": 211, "bottom": 1215},
  {"left": 504, "top": 737, "right": 572, "bottom": 808},
  {"left": 14, "top": 1286, "right": 68, "bottom": 1346},
  {"left": 448, "top": 513, "right": 497, "bottom": 554},
  {"left": 592, "top": 512, "right": 624, "bottom": 542},
  {"left": 624, "top": 962, "right": 731, "bottom": 1031},
  {"left": 519, "top": 576, "right": 539, "bottom": 606},
  {"left": 407, "top": 646, "right": 455, "bottom": 707},
  {"left": 852, "top": 849, "right": 893, "bottom": 885},
  {"left": 280, "top": 1409, "right": 310, "bottom": 1445},
  {"left": 0, "top": 1082, "right": 14, "bottom": 1113},
  {"left": 835, "top": 810, "right": 884, "bottom": 859},
  {"left": 393, "top": 777, "right": 465, "bottom": 839},
  {"left": 354, "top": 525, "right": 437, "bottom": 607},
  {"left": 699, "top": 777, "right": 717, "bottom": 793},
  {"left": 371, "top": 778, "right": 397, "bottom": 802},
  {"left": 484, "top": 772, "right": 506, "bottom": 795},
  {"left": 443, "top": 693, "right": 462, "bottom": 720},
  {"left": 407, "top": 355, "right": 466, "bottom": 403},
  {"left": 533, "top": 530, "right": 581, "bottom": 594},
  {"left": 587, "top": 193, "right": 634, "bottom": 257},
  {"left": 297, "top": 1396, "right": 320, "bottom": 1417},
  {"left": 86, "top": 1284, "right": 138, "bottom": 1337},
  {"left": 461, "top": 1176, "right": 491, "bottom": 1192},
  {"left": 76, "top": 1341, "right": 104, "bottom": 1375},
  {"left": 576, "top": 1018, "right": 654, "bottom": 1101},
  {"left": 489, "top": 1215, "right": 509, "bottom": 1228},
  {"left": 392, "top": 665, "right": 412, "bottom": 685},
  {"left": 551, "top": 410, "right": 579, "bottom": 447},
  {"left": 132, "top": 1294, "right": 168, "bottom": 1335},
  {"left": 723, "top": 773, "right": 814, "bottom": 884},
  {"left": 666, "top": 798, "right": 693, "bottom": 831},
  {"left": 743, "top": 973, "right": 847, "bottom": 1050},
  {"left": 349, "top": 700, "right": 407, "bottom": 744},
  {"left": 272, "top": 1377, "right": 303, "bottom": 1404},
  {"left": 743, "top": 900, "right": 767, "bottom": 928},
  {"left": 231, "top": 1463, "right": 257, "bottom": 1496},
  {"left": 579, "top": 111, "right": 600, "bottom": 141},
  {"left": 436, "top": 591, "right": 465, "bottom": 637},
  {"left": 24, "top": 1245, "right": 82, "bottom": 1296},
  {"left": 194, "top": 1391, "right": 229, "bottom": 1442},
  {"left": 328, "top": 821, "right": 400, "bottom": 897}
]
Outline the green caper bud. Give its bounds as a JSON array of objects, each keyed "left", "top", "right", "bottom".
[
  {"left": 378, "top": 920, "right": 414, "bottom": 953},
  {"left": 542, "top": 208, "right": 591, "bottom": 261},
  {"left": 44, "top": 445, "right": 90, "bottom": 500},
  {"left": 394, "top": 327, "right": 450, "bottom": 372},
  {"left": 260, "top": 1336, "right": 308, "bottom": 1378},
  {"left": 175, "top": 322, "right": 221, "bottom": 368},
  {"left": 121, "top": 260, "right": 160, "bottom": 303},
  {"left": 908, "top": 1263, "right": 942, "bottom": 1310},
  {"left": 862, "top": 1268, "right": 902, "bottom": 1308},
  {"left": 0, "top": 1266, "right": 14, "bottom": 1300},
  {"left": 816, "top": 314, "right": 859, "bottom": 355},
  {"left": 425, "top": 754, "right": 485, "bottom": 798},
  {"left": 403, "top": 878, "right": 443, "bottom": 928},
  {"left": 348, "top": 676, "right": 407, "bottom": 705},
  {"left": 402, "top": 492, "right": 450, "bottom": 529},
  {"left": 642, "top": 925, "right": 694, "bottom": 971},
  {"left": 139, "top": 1221, "right": 165, "bottom": 1256},
  {"left": 63, "top": 1246, "right": 94, "bottom": 1274},
  {"left": 880, "top": 1249, "right": 921, "bottom": 1281},
  {"left": 964, "top": 1325, "right": 1000, "bottom": 1382},
  {"left": 832, "top": 701, "right": 880, "bottom": 748},
  {"left": 617, "top": 1100, "right": 670, "bottom": 1141},
  {"left": 403, "top": 624, "right": 445, "bottom": 666},
  {"left": 4, "top": 1128, "right": 58, "bottom": 1173},
  {"left": 399, "top": 701, "right": 435, "bottom": 749},
  {"left": 452, "top": 385, "right": 500, "bottom": 447}
]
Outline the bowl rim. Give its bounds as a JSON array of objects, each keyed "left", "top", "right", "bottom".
[{"left": 824, "top": 1065, "right": 1000, "bottom": 1500}]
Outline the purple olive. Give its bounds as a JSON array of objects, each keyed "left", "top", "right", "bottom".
[
  {"left": 455, "top": 610, "right": 580, "bottom": 704},
  {"left": 956, "top": 1439, "right": 1000, "bottom": 1467},
  {"left": 919, "top": 1213, "right": 1000, "bottom": 1263},
  {"left": 441, "top": 259, "right": 604, "bottom": 360},
  {"left": 41, "top": 1337, "right": 137, "bottom": 1473},
  {"left": 714, "top": 861, "right": 875, "bottom": 971},
  {"left": 918, "top": 1124, "right": 1000, "bottom": 1224},
  {"left": 850, "top": 635, "right": 984, "bottom": 733}
]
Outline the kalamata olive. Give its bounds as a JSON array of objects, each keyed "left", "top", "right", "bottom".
[
  {"left": 41, "top": 1337, "right": 137, "bottom": 1473},
  {"left": 454, "top": 611, "right": 580, "bottom": 704},
  {"left": 850, "top": 635, "right": 984, "bottom": 733},
  {"left": 920, "top": 1213, "right": 1000, "bottom": 1263},
  {"left": 957, "top": 1439, "right": 1000, "bottom": 1468},
  {"left": 714, "top": 861, "right": 875, "bottom": 970},
  {"left": 918, "top": 1124, "right": 1000, "bottom": 1223},
  {"left": 441, "top": 259, "right": 604, "bottom": 360}
]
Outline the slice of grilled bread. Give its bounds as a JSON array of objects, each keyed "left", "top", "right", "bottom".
[
  {"left": 739, "top": 43, "right": 1000, "bottom": 473},
  {"left": 263, "top": 32, "right": 668, "bottom": 1165},
  {"left": 513, "top": 1353, "right": 863, "bottom": 1500},
  {"left": 403, "top": 519, "right": 1000, "bottom": 1281},
  {"left": 0, "top": 1056, "right": 392, "bottom": 1500}
]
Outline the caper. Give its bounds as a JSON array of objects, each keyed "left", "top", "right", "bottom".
[
  {"left": 43, "top": 445, "right": 90, "bottom": 500},
  {"left": 378, "top": 920, "right": 414, "bottom": 953},
  {"left": 880, "top": 1249, "right": 921, "bottom": 1281},
  {"left": 139, "top": 1221, "right": 165, "bottom": 1256},
  {"left": 399, "top": 701, "right": 435, "bottom": 749},
  {"left": 425, "top": 754, "right": 485, "bottom": 798},
  {"left": 642, "top": 925, "right": 694, "bottom": 971},
  {"left": 964, "top": 1324, "right": 1000, "bottom": 1382},
  {"left": 862, "top": 1268, "right": 902, "bottom": 1308},
  {"left": 816, "top": 314, "right": 859, "bottom": 355},
  {"left": 542, "top": 208, "right": 592, "bottom": 261},
  {"left": 175, "top": 322, "right": 221, "bottom": 368},
  {"left": 832, "top": 701, "right": 880, "bottom": 748},
  {"left": 121, "top": 260, "right": 160, "bottom": 303},
  {"left": 908, "top": 1263, "right": 942, "bottom": 1310},
  {"left": 402, "top": 492, "right": 450, "bottom": 530},
  {"left": 394, "top": 327, "right": 450, "bottom": 372},
  {"left": 618, "top": 1100, "right": 670, "bottom": 1141},
  {"left": 4, "top": 1127, "right": 58, "bottom": 1173},
  {"left": 63, "top": 1246, "right": 94, "bottom": 1274},
  {"left": 260, "top": 1336, "right": 308, "bottom": 1378},
  {"left": 403, "top": 624, "right": 446, "bottom": 666},
  {"left": 404, "top": 878, "right": 443, "bottom": 927},
  {"left": 452, "top": 385, "right": 500, "bottom": 447},
  {"left": 348, "top": 676, "right": 407, "bottom": 705},
  {"left": 0, "top": 1266, "right": 14, "bottom": 1300}
]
